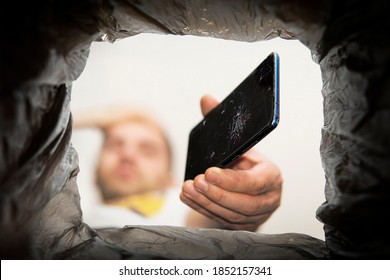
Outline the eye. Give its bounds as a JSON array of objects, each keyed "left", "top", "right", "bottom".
[
  {"left": 139, "top": 142, "right": 159, "bottom": 157},
  {"left": 104, "top": 138, "right": 122, "bottom": 151}
]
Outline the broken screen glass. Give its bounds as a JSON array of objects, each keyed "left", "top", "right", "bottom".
[{"left": 184, "top": 53, "right": 279, "bottom": 180}]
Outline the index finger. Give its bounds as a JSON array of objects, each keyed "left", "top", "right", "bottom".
[{"left": 204, "top": 166, "right": 277, "bottom": 195}]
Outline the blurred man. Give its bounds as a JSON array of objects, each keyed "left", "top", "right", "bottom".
[{"left": 74, "top": 95, "right": 282, "bottom": 231}]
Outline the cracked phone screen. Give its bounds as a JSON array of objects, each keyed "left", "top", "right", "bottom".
[{"left": 185, "top": 53, "right": 279, "bottom": 180}]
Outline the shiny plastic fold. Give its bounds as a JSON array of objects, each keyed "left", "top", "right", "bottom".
[{"left": 1, "top": 0, "right": 389, "bottom": 259}]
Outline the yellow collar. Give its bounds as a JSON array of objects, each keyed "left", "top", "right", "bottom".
[{"left": 105, "top": 192, "right": 165, "bottom": 217}]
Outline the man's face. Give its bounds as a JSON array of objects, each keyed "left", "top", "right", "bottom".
[{"left": 97, "top": 121, "right": 172, "bottom": 199}]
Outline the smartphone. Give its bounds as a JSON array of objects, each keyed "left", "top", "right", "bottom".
[{"left": 184, "top": 52, "right": 279, "bottom": 181}]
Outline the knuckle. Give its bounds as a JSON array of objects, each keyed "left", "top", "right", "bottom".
[
  {"left": 241, "top": 201, "right": 257, "bottom": 216},
  {"left": 202, "top": 197, "right": 213, "bottom": 208},
  {"left": 247, "top": 173, "right": 264, "bottom": 194},
  {"left": 223, "top": 169, "right": 240, "bottom": 190},
  {"left": 277, "top": 174, "right": 283, "bottom": 189},
  {"left": 271, "top": 193, "right": 281, "bottom": 211},
  {"left": 213, "top": 189, "right": 226, "bottom": 203},
  {"left": 226, "top": 212, "right": 244, "bottom": 224}
]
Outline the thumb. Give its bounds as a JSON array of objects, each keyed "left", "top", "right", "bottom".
[{"left": 200, "top": 95, "right": 219, "bottom": 116}]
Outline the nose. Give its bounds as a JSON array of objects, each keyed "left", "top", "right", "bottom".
[{"left": 118, "top": 143, "right": 138, "bottom": 163}]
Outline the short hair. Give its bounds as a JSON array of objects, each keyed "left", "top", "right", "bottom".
[{"left": 99, "top": 111, "right": 173, "bottom": 171}]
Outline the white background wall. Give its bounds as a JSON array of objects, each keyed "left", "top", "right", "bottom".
[{"left": 71, "top": 34, "right": 326, "bottom": 240}]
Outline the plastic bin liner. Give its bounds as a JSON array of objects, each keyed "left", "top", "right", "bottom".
[{"left": 1, "top": 0, "right": 389, "bottom": 259}]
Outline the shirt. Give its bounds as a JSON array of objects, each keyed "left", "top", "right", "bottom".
[{"left": 81, "top": 187, "right": 190, "bottom": 229}]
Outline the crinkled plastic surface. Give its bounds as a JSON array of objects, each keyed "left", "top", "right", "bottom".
[{"left": 1, "top": 0, "right": 389, "bottom": 259}]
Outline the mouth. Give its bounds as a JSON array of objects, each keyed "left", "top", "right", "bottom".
[{"left": 116, "top": 165, "right": 137, "bottom": 179}]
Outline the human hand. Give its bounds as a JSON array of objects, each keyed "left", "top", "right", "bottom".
[{"left": 180, "top": 95, "right": 282, "bottom": 231}]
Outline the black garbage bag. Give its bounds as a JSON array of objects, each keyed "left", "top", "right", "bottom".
[{"left": 1, "top": 0, "right": 389, "bottom": 259}]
